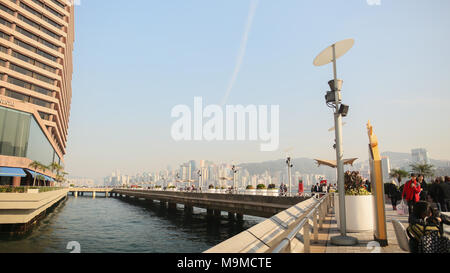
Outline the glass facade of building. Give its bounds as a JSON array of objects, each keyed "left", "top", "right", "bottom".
[{"left": 0, "top": 106, "right": 60, "bottom": 166}]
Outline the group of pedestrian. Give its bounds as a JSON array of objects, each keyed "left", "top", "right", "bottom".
[
  {"left": 279, "top": 183, "right": 288, "bottom": 196},
  {"left": 387, "top": 173, "right": 450, "bottom": 253},
  {"left": 311, "top": 183, "right": 329, "bottom": 193},
  {"left": 388, "top": 173, "right": 450, "bottom": 213}
]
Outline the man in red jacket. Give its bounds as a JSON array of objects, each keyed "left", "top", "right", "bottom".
[{"left": 402, "top": 173, "right": 422, "bottom": 214}]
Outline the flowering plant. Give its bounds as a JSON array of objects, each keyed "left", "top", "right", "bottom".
[
  {"left": 344, "top": 171, "right": 371, "bottom": 196},
  {"left": 256, "top": 184, "right": 266, "bottom": 190}
]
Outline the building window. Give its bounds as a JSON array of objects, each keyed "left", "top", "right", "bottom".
[
  {"left": 0, "top": 3, "right": 15, "bottom": 16},
  {"left": 5, "top": 89, "right": 30, "bottom": 102},
  {"left": 13, "top": 38, "right": 58, "bottom": 63},
  {"left": 0, "top": 106, "right": 58, "bottom": 165},
  {"left": 6, "top": 75, "right": 54, "bottom": 97},
  {"left": 15, "top": 25, "right": 59, "bottom": 51},
  {"left": 0, "top": 105, "right": 31, "bottom": 158},
  {"left": 9, "top": 62, "right": 56, "bottom": 84},
  {"left": 0, "top": 30, "right": 11, "bottom": 40},
  {"left": 0, "top": 16, "right": 12, "bottom": 28},
  {"left": 38, "top": 111, "right": 51, "bottom": 120}
]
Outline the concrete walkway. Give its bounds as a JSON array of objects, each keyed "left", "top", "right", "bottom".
[{"left": 311, "top": 204, "right": 409, "bottom": 253}]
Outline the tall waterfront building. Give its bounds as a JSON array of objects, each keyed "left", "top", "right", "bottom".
[
  {"left": 411, "top": 148, "right": 430, "bottom": 165},
  {"left": 381, "top": 156, "right": 391, "bottom": 183},
  {"left": 0, "top": 0, "right": 74, "bottom": 186}
]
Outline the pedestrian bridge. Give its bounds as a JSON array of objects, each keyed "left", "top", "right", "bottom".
[
  {"left": 68, "top": 188, "right": 113, "bottom": 198},
  {"left": 110, "top": 189, "right": 308, "bottom": 218}
]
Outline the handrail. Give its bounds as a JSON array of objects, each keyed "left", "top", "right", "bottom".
[{"left": 272, "top": 193, "right": 330, "bottom": 253}]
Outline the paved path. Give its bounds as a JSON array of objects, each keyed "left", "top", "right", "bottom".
[{"left": 311, "top": 204, "right": 409, "bottom": 253}]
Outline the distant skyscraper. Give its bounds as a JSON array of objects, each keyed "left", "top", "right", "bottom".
[{"left": 411, "top": 148, "right": 430, "bottom": 164}]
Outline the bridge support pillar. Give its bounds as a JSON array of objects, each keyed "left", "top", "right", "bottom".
[
  {"left": 168, "top": 202, "right": 177, "bottom": 211},
  {"left": 228, "top": 212, "right": 235, "bottom": 221},
  {"left": 236, "top": 213, "right": 244, "bottom": 221},
  {"left": 92, "top": 191, "right": 96, "bottom": 199},
  {"left": 207, "top": 209, "right": 213, "bottom": 218},
  {"left": 74, "top": 191, "right": 78, "bottom": 198},
  {"left": 214, "top": 209, "right": 221, "bottom": 218},
  {"left": 184, "top": 205, "right": 193, "bottom": 215},
  {"left": 105, "top": 192, "right": 108, "bottom": 198}
]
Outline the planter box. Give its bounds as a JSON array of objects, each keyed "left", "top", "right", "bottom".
[
  {"left": 245, "top": 189, "right": 256, "bottom": 195},
  {"left": 334, "top": 194, "right": 374, "bottom": 232},
  {"left": 267, "top": 189, "right": 279, "bottom": 197},
  {"left": 27, "top": 189, "right": 39, "bottom": 194},
  {"left": 208, "top": 189, "right": 216, "bottom": 193},
  {"left": 256, "top": 189, "right": 267, "bottom": 196}
]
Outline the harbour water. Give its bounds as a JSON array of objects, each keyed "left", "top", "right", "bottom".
[{"left": 0, "top": 194, "right": 265, "bottom": 253}]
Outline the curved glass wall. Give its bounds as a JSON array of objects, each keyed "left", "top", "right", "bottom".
[
  {"left": 0, "top": 106, "right": 60, "bottom": 166},
  {"left": 0, "top": 107, "right": 30, "bottom": 157}
]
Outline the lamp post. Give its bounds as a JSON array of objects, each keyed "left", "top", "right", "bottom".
[
  {"left": 286, "top": 157, "right": 293, "bottom": 197},
  {"left": 232, "top": 165, "right": 238, "bottom": 194},
  {"left": 197, "top": 169, "right": 202, "bottom": 191},
  {"left": 314, "top": 39, "right": 357, "bottom": 246}
]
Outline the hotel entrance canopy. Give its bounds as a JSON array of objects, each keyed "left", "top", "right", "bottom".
[
  {"left": 0, "top": 167, "right": 27, "bottom": 177},
  {"left": 314, "top": 158, "right": 358, "bottom": 168},
  {"left": 25, "top": 170, "right": 55, "bottom": 182}
]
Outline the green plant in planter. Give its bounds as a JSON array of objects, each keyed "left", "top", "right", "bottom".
[
  {"left": 220, "top": 186, "right": 225, "bottom": 190},
  {"left": 208, "top": 184, "right": 214, "bottom": 189},
  {"left": 268, "top": 184, "right": 276, "bottom": 189},
  {"left": 215, "top": 186, "right": 220, "bottom": 189},
  {"left": 344, "top": 171, "right": 371, "bottom": 195},
  {"left": 246, "top": 185, "right": 255, "bottom": 190},
  {"left": 256, "top": 184, "right": 266, "bottom": 190}
]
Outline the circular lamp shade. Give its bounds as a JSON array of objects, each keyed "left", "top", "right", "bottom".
[{"left": 313, "top": 39, "right": 355, "bottom": 66}]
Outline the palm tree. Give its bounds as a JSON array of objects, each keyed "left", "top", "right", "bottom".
[
  {"left": 409, "top": 163, "right": 435, "bottom": 178},
  {"left": 49, "top": 162, "right": 65, "bottom": 187},
  {"left": 389, "top": 169, "right": 409, "bottom": 185},
  {"left": 36, "top": 175, "right": 46, "bottom": 187},
  {"left": 28, "top": 161, "right": 42, "bottom": 187},
  {"left": 56, "top": 171, "right": 68, "bottom": 186},
  {"left": 49, "top": 162, "right": 63, "bottom": 175},
  {"left": 39, "top": 164, "right": 49, "bottom": 186}
]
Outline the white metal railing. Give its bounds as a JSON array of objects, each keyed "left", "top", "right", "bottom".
[{"left": 271, "top": 193, "right": 332, "bottom": 253}]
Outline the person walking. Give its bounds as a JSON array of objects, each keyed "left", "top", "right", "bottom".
[
  {"left": 437, "top": 176, "right": 450, "bottom": 212},
  {"left": 387, "top": 179, "right": 401, "bottom": 210},
  {"left": 417, "top": 174, "right": 428, "bottom": 201},
  {"left": 402, "top": 173, "right": 421, "bottom": 214}
]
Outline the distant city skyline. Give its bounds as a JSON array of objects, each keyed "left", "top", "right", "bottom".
[{"left": 64, "top": 0, "right": 450, "bottom": 180}]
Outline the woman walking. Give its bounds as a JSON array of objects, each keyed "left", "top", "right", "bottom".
[{"left": 387, "top": 179, "right": 401, "bottom": 210}]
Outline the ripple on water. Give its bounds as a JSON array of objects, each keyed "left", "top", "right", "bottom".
[{"left": 0, "top": 197, "right": 264, "bottom": 253}]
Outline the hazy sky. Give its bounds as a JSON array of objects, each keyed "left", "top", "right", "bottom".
[{"left": 64, "top": 0, "right": 450, "bottom": 180}]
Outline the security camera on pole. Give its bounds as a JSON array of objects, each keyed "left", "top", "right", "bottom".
[{"left": 313, "top": 38, "right": 357, "bottom": 246}]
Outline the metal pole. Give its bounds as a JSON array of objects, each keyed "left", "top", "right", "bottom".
[
  {"left": 330, "top": 44, "right": 357, "bottom": 246},
  {"left": 288, "top": 159, "right": 292, "bottom": 197},
  {"left": 333, "top": 44, "right": 347, "bottom": 236}
]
